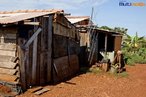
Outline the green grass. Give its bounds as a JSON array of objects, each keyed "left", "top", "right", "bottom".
[
  {"left": 113, "top": 71, "right": 129, "bottom": 78},
  {"left": 88, "top": 67, "right": 102, "bottom": 74},
  {"left": 80, "top": 67, "right": 129, "bottom": 78},
  {"left": 80, "top": 67, "right": 102, "bottom": 74}
]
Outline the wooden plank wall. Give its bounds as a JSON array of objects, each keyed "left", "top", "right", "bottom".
[
  {"left": 53, "top": 23, "right": 76, "bottom": 38},
  {"left": 17, "top": 16, "right": 53, "bottom": 89},
  {"left": 17, "top": 38, "right": 27, "bottom": 90},
  {"left": 114, "top": 36, "right": 122, "bottom": 51},
  {"left": 16, "top": 13, "right": 79, "bottom": 90},
  {"left": 53, "top": 35, "right": 68, "bottom": 58},
  {"left": 0, "top": 27, "right": 20, "bottom": 91},
  {"left": 39, "top": 17, "right": 47, "bottom": 85},
  {"left": 53, "top": 54, "right": 79, "bottom": 83},
  {"left": 47, "top": 15, "right": 53, "bottom": 83},
  {"left": 53, "top": 14, "right": 79, "bottom": 39},
  {"left": 80, "top": 33, "right": 88, "bottom": 46},
  {"left": 52, "top": 14, "right": 80, "bottom": 83},
  {"left": 0, "top": 28, "right": 17, "bottom": 44},
  {"left": 53, "top": 34, "right": 79, "bottom": 82}
]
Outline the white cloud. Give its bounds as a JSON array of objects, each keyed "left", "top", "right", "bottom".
[
  {"left": 92, "top": 0, "right": 109, "bottom": 6},
  {"left": 0, "top": 0, "right": 109, "bottom": 11}
]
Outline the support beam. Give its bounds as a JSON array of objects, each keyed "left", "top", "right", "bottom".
[
  {"left": 32, "top": 36, "right": 38, "bottom": 84},
  {"left": 96, "top": 33, "right": 99, "bottom": 61},
  {"left": 105, "top": 34, "right": 108, "bottom": 55},
  {"left": 24, "top": 22, "right": 40, "bottom": 25},
  {"left": 47, "top": 15, "right": 53, "bottom": 82},
  {"left": 24, "top": 28, "right": 42, "bottom": 48}
]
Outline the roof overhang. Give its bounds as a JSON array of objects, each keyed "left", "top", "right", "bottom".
[
  {"left": 0, "top": 9, "right": 64, "bottom": 24},
  {"left": 66, "top": 16, "right": 90, "bottom": 24}
]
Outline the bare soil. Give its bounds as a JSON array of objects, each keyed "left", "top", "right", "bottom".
[
  {"left": 18, "top": 64, "right": 146, "bottom": 97},
  {"left": 0, "top": 85, "right": 11, "bottom": 94}
]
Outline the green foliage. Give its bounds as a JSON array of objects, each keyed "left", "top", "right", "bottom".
[
  {"left": 122, "top": 32, "right": 146, "bottom": 65},
  {"left": 99, "top": 26, "right": 128, "bottom": 34},
  {"left": 114, "top": 72, "right": 129, "bottom": 78},
  {"left": 113, "top": 27, "right": 128, "bottom": 34},
  {"left": 80, "top": 67, "right": 102, "bottom": 74},
  {"left": 89, "top": 67, "right": 102, "bottom": 74},
  {"left": 100, "top": 26, "right": 113, "bottom": 31},
  {"left": 123, "top": 48, "right": 146, "bottom": 65},
  {"left": 123, "top": 32, "right": 145, "bottom": 52}
]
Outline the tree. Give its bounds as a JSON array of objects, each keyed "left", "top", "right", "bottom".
[
  {"left": 113, "top": 27, "right": 128, "bottom": 34},
  {"left": 123, "top": 32, "right": 145, "bottom": 52},
  {"left": 99, "top": 26, "right": 112, "bottom": 31},
  {"left": 122, "top": 32, "right": 146, "bottom": 65},
  {"left": 99, "top": 26, "right": 128, "bottom": 34}
]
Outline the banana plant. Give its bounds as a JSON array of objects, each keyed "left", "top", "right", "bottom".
[{"left": 123, "top": 32, "right": 145, "bottom": 52}]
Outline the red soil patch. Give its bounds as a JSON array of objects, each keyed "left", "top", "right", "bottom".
[
  {"left": 0, "top": 84, "right": 11, "bottom": 94},
  {"left": 18, "top": 64, "right": 146, "bottom": 97}
]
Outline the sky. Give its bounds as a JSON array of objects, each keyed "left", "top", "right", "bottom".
[{"left": 0, "top": 0, "right": 146, "bottom": 36}]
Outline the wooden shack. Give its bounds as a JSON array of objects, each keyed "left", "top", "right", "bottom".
[
  {"left": 66, "top": 16, "right": 90, "bottom": 66},
  {"left": 66, "top": 16, "right": 122, "bottom": 66},
  {"left": 88, "top": 29, "right": 123, "bottom": 64},
  {"left": 0, "top": 9, "right": 79, "bottom": 94}
]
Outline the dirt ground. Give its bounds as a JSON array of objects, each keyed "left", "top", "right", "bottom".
[
  {"left": 18, "top": 64, "right": 146, "bottom": 97},
  {"left": 0, "top": 85, "right": 11, "bottom": 94}
]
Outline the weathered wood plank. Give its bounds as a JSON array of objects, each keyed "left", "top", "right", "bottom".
[
  {"left": 0, "top": 50, "right": 15, "bottom": 56},
  {"left": 53, "top": 56, "right": 70, "bottom": 82},
  {"left": 0, "top": 74, "right": 18, "bottom": 83},
  {"left": 39, "top": 17, "right": 47, "bottom": 85},
  {"left": 68, "top": 39, "right": 79, "bottom": 55},
  {"left": 0, "top": 62, "right": 18, "bottom": 69},
  {"left": 69, "top": 54, "right": 79, "bottom": 74},
  {"left": 80, "top": 33, "right": 88, "bottom": 46},
  {"left": 34, "top": 88, "right": 50, "bottom": 95},
  {"left": 53, "top": 23, "right": 70, "bottom": 37},
  {"left": 27, "top": 29, "right": 34, "bottom": 86},
  {"left": 11, "top": 57, "right": 18, "bottom": 62},
  {"left": 24, "top": 28, "right": 42, "bottom": 48},
  {"left": 0, "top": 44, "right": 16, "bottom": 51},
  {"left": 105, "top": 34, "right": 108, "bottom": 54},
  {"left": 18, "top": 39, "right": 27, "bottom": 90},
  {"left": 24, "top": 45, "right": 30, "bottom": 88},
  {"left": 0, "top": 55, "right": 17, "bottom": 62},
  {"left": 24, "top": 22, "right": 40, "bottom": 25},
  {"left": 28, "top": 86, "right": 43, "bottom": 93},
  {"left": 47, "top": 15, "right": 53, "bottom": 82},
  {"left": 53, "top": 35, "right": 68, "bottom": 58},
  {"left": 0, "top": 68, "right": 18, "bottom": 75},
  {"left": 114, "top": 36, "right": 122, "bottom": 51},
  {"left": 32, "top": 36, "right": 38, "bottom": 84},
  {"left": 35, "top": 23, "right": 41, "bottom": 85}
]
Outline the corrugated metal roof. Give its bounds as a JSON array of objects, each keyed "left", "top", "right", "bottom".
[
  {"left": 0, "top": 9, "right": 64, "bottom": 24},
  {"left": 66, "top": 16, "right": 90, "bottom": 24}
]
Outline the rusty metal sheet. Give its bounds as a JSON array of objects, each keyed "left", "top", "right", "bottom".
[
  {"left": 0, "top": 12, "right": 51, "bottom": 24},
  {"left": 66, "top": 16, "right": 90, "bottom": 24},
  {"left": 0, "top": 9, "right": 63, "bottom": 24}
]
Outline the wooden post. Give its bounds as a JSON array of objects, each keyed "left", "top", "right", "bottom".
[
  {"left": 18, "top": 39, "right": 27, "bottom": 91},
  {"left": 32, "top": 36, "right": 38, "bottom": 85},
  {"left": 47, "top": 15, "right": 53, "bottom": 82},
  {"left": 105, "top": 34, "right": 108, "bottom": 55},
  {"left": 40, "top": 17, "right": 46, "bottom": 85},
  {"left": 0, "top": 34, "right": 4, "bottom": 44},
  {"left": 96, "top": 33, "right": 99, "bottom": 61},
  {"left": 24, "top": 28, "right": 42, "bottom": 48}
]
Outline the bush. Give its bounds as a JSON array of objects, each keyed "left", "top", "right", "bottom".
[{"left": 123, "top": 48, "right": 146, "bottom": 65}]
